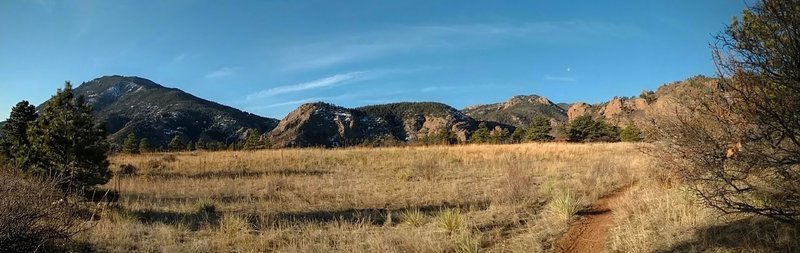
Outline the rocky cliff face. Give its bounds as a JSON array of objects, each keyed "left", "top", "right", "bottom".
[
  {"left": 461, "top": 76, "right": 719, "bottom": 130},
  {"left": 567, "top": 102, "right": 591, "bottom": 121},
  {"left": 72, "top": 75, "right": 279, "bottom": 148},
  {"left": 266, "top": 102, "right": 392, "bottom": 148},
  {"left": 359, "top": 102, "right": 477, "bottom": 142},
  {"left": 266, "top": 101, "right": 516, "bottom": 148}
]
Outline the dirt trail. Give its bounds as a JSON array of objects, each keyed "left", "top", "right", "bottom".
[{"left": 554, "top": 187, "right": 630, "bottom": 253}]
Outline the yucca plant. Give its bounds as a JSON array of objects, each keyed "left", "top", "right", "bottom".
[
  {"left": 400, "top": 209, "right": 426, "bottom": 227},
  {"left": 547, "top": 190, "right": 581, "bottom": 222},
  {"left": 437, "top": 208, "right": 463, "bottom": 235}
]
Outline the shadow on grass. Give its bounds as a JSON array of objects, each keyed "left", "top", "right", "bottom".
[
  {"left": 121, "top": 193, "right": 262, "bottom": 204},
  {"left": 268, "top": 201, "right": 492, "bottom": 226},
  {"left": 150, "top": 168, "right": 332, "bottom": 180},
  {"left": 121, "top": 208, "right": 221, "bottom": 231},
  {"left": 113, "top": 200, "right": 492, "bottom": 231},
  {"left": 656, "top": 217, "right": 800, "bottom": 253}
]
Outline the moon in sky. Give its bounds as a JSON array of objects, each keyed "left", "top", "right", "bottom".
[{"left": 567, "top": 67, "right": 571, "bottom": 72}]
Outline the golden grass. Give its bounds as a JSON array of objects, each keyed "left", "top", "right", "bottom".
[
  {"left": 608, "top": 163, "right": 800, "bottom": 253},
  {"left": 78, "top": 143, "right": 643, "bottom": 252},
  {"left": 77, "top": 142, "right": 798, "bottom": 252}
]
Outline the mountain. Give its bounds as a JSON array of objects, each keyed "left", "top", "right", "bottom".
[
  {"left": 266, "top": 101, "right": 516, "bottom": 148},
  {"left": 72, "top": 75, "right": 279, "bottom": 148},
  {"left": 565, "top": 97, "right": 650, "bottom": 127},
  {"left": 2, "top": 74, "right": 718, "bottom": 149},
  {"left": 565, "top": 75, "right": 719, "bottom": 127},
  {"left": 266, "top": 102, "right": 393, "bottom": 148},
  {"left": 462, "top": 95, "right": 568, "bottom": 128},
  {"left": 459, "top": 76, "right": 720, "bottom": 130},
  {"left": 358, "top": 102, "right": 478, "bottom": 142}
]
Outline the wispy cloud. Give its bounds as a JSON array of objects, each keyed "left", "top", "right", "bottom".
[
  {"left": 247, "top": 98, "right": 325, "bottom": 110},
  {"left": 420, "top": 86, "right": 458, "bottom": 93},
  {"left": 169, "top": 53, "right": 187, "bottom": 65},
  {"left": 276, "top": 21, "right": 640, "bottom": 71},
  {"left": 205, "top": 67, "right": 236, "bottom": 79},
  {"left": 31, "top": 0, "right": 57, "bottom": 12},
  {"left": 246, "top": 71, "right": 371, "bottom": 100},
  {"left": 544, "top": 75, "right": 577, "bottom": 82}
]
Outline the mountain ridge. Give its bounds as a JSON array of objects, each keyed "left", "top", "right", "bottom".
[
  {"left": 71, "top": 75, "right": 280, "bottom": 149},
  {"left": 2, "top": 74, "right": 715, "bottom": 149}
]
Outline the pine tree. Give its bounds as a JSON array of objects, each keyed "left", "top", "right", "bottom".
[
  {"left": 138, "top": 138, "right": 150, "bottom": 153},
  {"left": 28, "top": 82, "right": 110, "bottom": 191},
  {"left": 122, "top": 133, "right": 139, "bottom": 154},
  {"left": 525, "top": 116, "right": 553, "bottom": 141},
  {"left": 185, "top": 141, "right": 195, "bottom": 151},
  {"left": 168, "top": 136, "right": 184, "bottom": 152},
  {"left": 0, "top": 100, "right": 38, "bottom": 169},
  {"left": 195, "top": 138, "right": 206, "bottom": 150},
  {"left": 490, "top": 128, "right": 510, "bottom": 144},
  {"left": 563, "top": 116, "right": 619, "bottom": 142},
  {"left": 469, "top": 122, "right": 491, "bottom": 144},
  {"left": 619, "top": 124, "right": 643, "bottom": 142},
  {"left": 242, "top": 128, "right": 262, "bottom": 150},
  {"left": 511, "top": 127, "right": 526, "bottom": 143}
]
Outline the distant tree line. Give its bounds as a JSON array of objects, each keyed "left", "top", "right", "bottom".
[
  {"left": 119, "top": 127, "right": 270, "bottom": 154},
  {"left": 359, "top": 115, "right": 643, "bottom": 148}
]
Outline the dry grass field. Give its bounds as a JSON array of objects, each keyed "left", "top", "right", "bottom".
[{"left": 75, "top": 143, "right": 798, "bottom": 252}]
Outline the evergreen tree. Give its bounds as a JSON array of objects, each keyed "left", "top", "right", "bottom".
[
  {"left": 242, "top": 128, "right": 262, "bottom": 150},
  {"left": 619, "top": 124, "right": 643, "bottom": 142},
  {"left": 168, "top": 135, "right": 184, "bottom": 151},
  {"left": 122, "top": 133, "right": 139, "bottom": 154},
  {"left": 490, "top": 128, "right": 510, "bottom": 144},
  {"left": 429, "top": 129, "right": 457, "bottom": 145},
  {"left": 0, "top": 100, "right": 38, "bottom": 169},
  {"left": 196, "top": 138, "right": 206, "bottom": 150},
  {"left": 469, "top": 122, "right": 491, "bottom": 144},
  {"left": 563, "top": 116, "right": 619, "bottom": 142},
  {"left": 138, "top": 138, "right": 150, "bottom": 153},
  {"left": 186, "top": 140, "right": 195, "bottom": 151},
  {"left": 27, "top": 82, "right": 110, "bottom": 191},
  {"left": 525, "top": 116, "right": 553, "bottom": 141},
  {"left": 510, "top": 127, "right": 526, "bottom": 143}
]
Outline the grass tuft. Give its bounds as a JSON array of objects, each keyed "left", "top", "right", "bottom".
[
  {"left": 400, "top": 209, "right": 427, "bottom": 227},
  {"left": 547, "top": 189, "right": 582, "bottom": 222},
  {"left": 437, "top": 208, "right": 464, "bottom": 235}
]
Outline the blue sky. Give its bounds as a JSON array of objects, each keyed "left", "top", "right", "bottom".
[{"left": 0, "top": 0, "right": 748, "bottom": 120}]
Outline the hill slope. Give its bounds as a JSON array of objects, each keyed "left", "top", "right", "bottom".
[
  {"left": 267, "top": 101, "right": 516, "bottom": 148},
  {"left": 73, "top": 75, "right": 279, "bottom": 148},
  {"left": 358, "top": 102, "right": 478, "bottom": 142},
  {"left": 462, "top": 95, "right": 567, "bottom": 128},
  {"left": 266, "top": 102, "right": 393, "bottom": 148}
]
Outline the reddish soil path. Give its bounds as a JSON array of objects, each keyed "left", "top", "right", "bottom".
[{"left": 554, "top": 187, "right": 630, "bottom": 253}]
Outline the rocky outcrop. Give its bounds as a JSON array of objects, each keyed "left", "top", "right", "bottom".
[
  {"left": 359, "top": 102, "right": 477, "bottom": 142},
  {"left": 567, "top": 102, "right": 591, "bottom": 121},
  {"left": 462, "top": 95, "right": 567, "bottom": 128},
  {"left": 266, "top": 102, "right": 392, "bottom": 148}
]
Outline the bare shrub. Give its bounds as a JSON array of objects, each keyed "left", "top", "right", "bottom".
[
  {"left": 143, "top": 158, "right": 172, "bottom": 178},
  {"left": 160, "top": 154, "right": 178, "bottom": 163},
  {"left": 649, "top": 0, "right": 800, "bottom": 223},
  {"left": 0, "top": 169, "right": 84, "bottom": 252},
  {"left": 117, "top": 164, "right": 138, "bottom": 177},
  {"left": 496, "top": 166, "right": 537, "bottom": 204}
]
